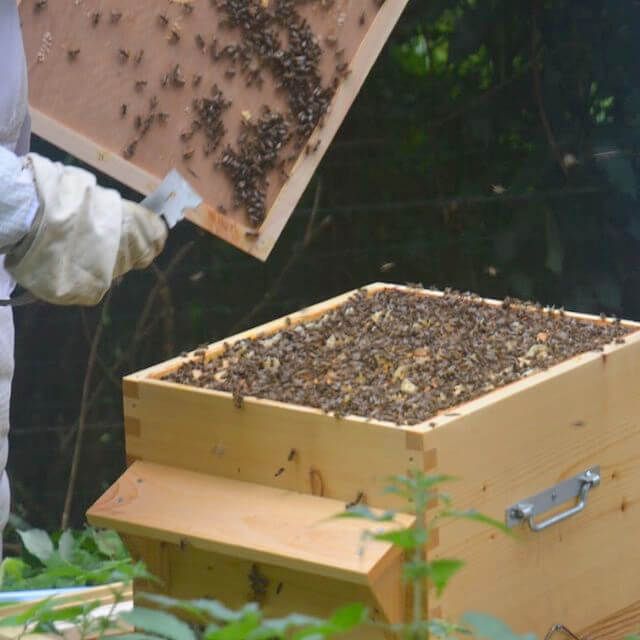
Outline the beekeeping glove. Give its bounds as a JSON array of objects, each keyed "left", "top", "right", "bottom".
[{"left": 4, "top": 153, "right": 167, "bottom": 306}]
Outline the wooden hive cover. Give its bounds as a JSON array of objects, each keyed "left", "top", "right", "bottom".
[{"left": 19, "top": 0, "right": 409, "bottom": 260}]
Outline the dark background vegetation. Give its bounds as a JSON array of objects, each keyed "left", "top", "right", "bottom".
[{"left": 10, "top": 0, "right": 640, "bottom": 529}]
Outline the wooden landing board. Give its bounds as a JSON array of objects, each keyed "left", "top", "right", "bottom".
[
  {"left": 87, "top": 460, "right": 413, "bottom": 586},
  {"left": 19, "top": 0, "right": 409, "bottom": 260}
]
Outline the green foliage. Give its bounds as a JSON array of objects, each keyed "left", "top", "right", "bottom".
[
  {"left": 462, "top": 613, "right": 536, "bottom": 640},
  {"left": 120, "top": 595, "right": 367, "bottom": 640},
  {"left": 0, "top": 528, "right": 149, "bottom": 591},
  {"left": 0, "top": 589, "right": 125, "bottom": 637}
]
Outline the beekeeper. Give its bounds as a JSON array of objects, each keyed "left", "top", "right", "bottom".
[{"left": 0, "top": 3, "right": 168, "bottom": 553}]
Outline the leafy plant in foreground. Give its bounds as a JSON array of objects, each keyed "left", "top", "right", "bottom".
[{"left": 0, "top": 527, "right": 149, "bottom": 592}]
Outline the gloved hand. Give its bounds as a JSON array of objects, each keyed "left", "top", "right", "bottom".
[{"left": 5, "top": 153, "right": 167, "bottom": 306}]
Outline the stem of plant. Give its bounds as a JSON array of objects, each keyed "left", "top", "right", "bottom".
[{"left": 412, "top": 495, "right": 428, "bottom": 640}]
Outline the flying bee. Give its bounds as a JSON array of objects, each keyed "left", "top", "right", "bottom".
[
  {"left": 34, "top": 0, "right": 48, "bottom": 11},
  {"left": 158, "top": 13, "right": 169, "bottom": 26},
  {"left": 182, "top": 148, "right": 195, "bottom": 160},
  {"left": 110, "top": 10, "right": 122, "bottom": 23}
]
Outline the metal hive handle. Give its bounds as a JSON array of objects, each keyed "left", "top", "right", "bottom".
[{"left": 506, "top": 467, "right": 601, "bottom": 532}]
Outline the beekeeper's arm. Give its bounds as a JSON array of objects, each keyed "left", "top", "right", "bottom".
[{"left": 0, "top": 145, "right": 167, "bottom": 305}]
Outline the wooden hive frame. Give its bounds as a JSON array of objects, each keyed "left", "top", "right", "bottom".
[
  {"left": 89, "top": 284, "right": 640, "bottom": 638},
  {"left": 19, "top": 0, "right": 411, "bottom": 260}
]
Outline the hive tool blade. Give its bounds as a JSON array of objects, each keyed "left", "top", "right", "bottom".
[{"left": 141, "top": 169, "right": 203, "bottom": 229}]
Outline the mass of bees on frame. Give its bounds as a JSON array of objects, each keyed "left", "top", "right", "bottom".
[{"left": 31, "top": 0, "right": 387, "bottom": 228}]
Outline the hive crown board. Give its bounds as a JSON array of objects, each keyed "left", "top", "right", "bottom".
[{"left": 19, "top": 0, "right": 409, "bottom": 260}]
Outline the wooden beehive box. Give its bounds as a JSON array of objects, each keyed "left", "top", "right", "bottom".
[{"left": 88, "top": 284, "right": 640, "bottom": 639}]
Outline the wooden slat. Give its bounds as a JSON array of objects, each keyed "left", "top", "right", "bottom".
[
  {"left": 88, "top": 461, "right": 412, "bottom": 586},
  {"left": 579, "top": 598, "right": 640, "bottom": 640}
]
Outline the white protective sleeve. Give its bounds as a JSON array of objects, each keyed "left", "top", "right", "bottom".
[
  {"left": 5, "top": 153, "right": 167, "bottom": 306},
  {"left": 0, "top": 145, "right": 39, "bottom": 254}
]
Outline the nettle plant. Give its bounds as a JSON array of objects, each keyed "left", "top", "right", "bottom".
[{"left": 0, "top": 473, "right": 535, "bottom": 640}]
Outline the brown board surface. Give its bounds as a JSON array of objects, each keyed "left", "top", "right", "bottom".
[{"left": 19, "top": 0, "right": 409, "bottom": 260}]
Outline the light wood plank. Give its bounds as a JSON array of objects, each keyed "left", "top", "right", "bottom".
[
  {"left": 88, "top": 461, "right": 412, "bottom": 585},
  {"left": 579, "top": 598, "right": 640, "bottom": 640}
]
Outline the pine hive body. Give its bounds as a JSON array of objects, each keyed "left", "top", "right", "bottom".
[{"left": 88, "top": 284, "right": 640, "bottom": 639}]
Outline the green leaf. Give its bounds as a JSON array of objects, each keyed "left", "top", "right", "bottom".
[
  {"left": 203, "top": 611, "right": 262, "bottom": 640},
  {"left": 373, "top": 527, "right": 428, "bottom": 550},
  {"left": 328, "top": 603, "right": 368, "bottom": 631},
  {"left": 335, "top": 505, "right": 396, "bottom": 522},
  {"left": 441, "top": 510, "right": 512, "bottom": 535},
  {"left": 0, "top": 597, "right": 58, "bottom": 627},
  {"left": 0, "top": 557, "right": 27, "bottom": 587},
  {"left": 293, "top": 604, "right": 368, "bottom": 639},
  {"left": 121, "top": 607, "right": 197, "bottom": 640},
  {"left": 462, "top": 612, "right": 535, "bottom": 640},
  {"left": 140, "top": 593, "right": 253, "bottom": 623},
  {"left": 18, "top": 529, "right": 55, "bottom": 564},
  {"left": 427, "top": 559, "right": 465, "bottom": 595},
  {"left": 92, "top": 529, "right": 127, "bottom": 559},
  {"left": 58, "top": 530, "right": 76, "bottom": 563}
]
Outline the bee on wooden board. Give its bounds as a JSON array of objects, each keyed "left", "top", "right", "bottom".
[
  {"left": 34, "top": 0, "right": 48, "bottom": 12},
  {"left": 67, "top": 48, "right": 80, "bottom": 61}
]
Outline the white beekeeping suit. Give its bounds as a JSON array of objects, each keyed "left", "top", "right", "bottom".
[{"left": 0, "top": 2, "right": 170, "bottom": 553}]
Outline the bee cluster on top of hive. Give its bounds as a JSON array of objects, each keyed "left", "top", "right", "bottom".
[{"left": 165, "top": 287, "right": 633, "bottom": 425}]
